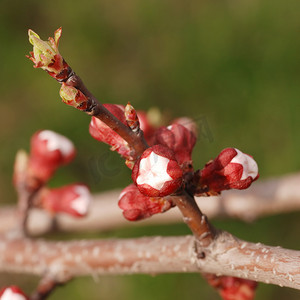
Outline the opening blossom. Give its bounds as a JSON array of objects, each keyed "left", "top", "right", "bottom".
[
  {"left": 132, "top": 145, "right": 183, "bottom": 197},
  {"left": 28, "top": 130, "right": 75, "bottom": 185},
  {"left": 0, "top": 286, "right": 28, "bottom": 300},
  {"left": 27, "top": 28, "right": 68, "bottom": 80},
  {"left": 197, "top": 148, "right": 259, "bottom": 194},
  {"left": 40, "top": 184, "right": 91, "bottom": 217}
]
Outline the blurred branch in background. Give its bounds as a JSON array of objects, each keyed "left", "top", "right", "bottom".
[{"left": 0, "top": 172, "right": 299, "bottom": 235}]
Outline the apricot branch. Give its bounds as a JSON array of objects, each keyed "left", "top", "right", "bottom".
[{"left": 0, "top": 233, "right": 300, "bottom": 290}]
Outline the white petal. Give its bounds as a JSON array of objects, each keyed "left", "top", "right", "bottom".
[
  {"left": 39, "top": 130, "right": 74, "bottom": 157},
  {"left": 70, "top": 186, "right": 91, "bottom": 215},
  {"left": 231, "top": 148, "right": 258, "bottom": 180},
  {"left": 137, "top": 152, "right": 172, "bottom": 190},
  {"left": 1, "top": 288, "right": 26, "bottom": 300}
]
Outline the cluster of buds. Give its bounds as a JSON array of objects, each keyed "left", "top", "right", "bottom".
[
  {"left": 27, "top": 29, "right": 260, "bottom": 224},
  {"left": 14, "top": 130, "right": 91, "bottom": 219},
  {"left": 27, "top": 130, "right": 75, "bottom": 187},
  {"left": 40, "top": 184, "right": 91, "bottom": 217},
  {"left": 196, "top": 148, "right": 259, "bottom": 195},
  {"left": 27, "top": 28, "right": 69, "bottom": 80},
  {"left": 0, "top": 286, "right": 28, "bottom": 300},
  {"left": 207, "top": 276, "right": 257, "bottom": 300},
  {"left": 118, "top": 184, "right": 173, "bottom": 221}
]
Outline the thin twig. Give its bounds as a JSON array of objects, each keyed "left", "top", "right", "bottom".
[
  {"left": 60, "top": 69, "right": 148, "bottom": 159},
  {"left": 31, "top": 276, "right": 67, "bottom": 300}
]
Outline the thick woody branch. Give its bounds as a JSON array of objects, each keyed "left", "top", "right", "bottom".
[{"left": 0, "top": 232, "right": 300, "bottom": 290}]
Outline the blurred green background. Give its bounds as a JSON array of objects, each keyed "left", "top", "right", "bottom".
[{"left": 0, "top": 0, "right": 300, "bottom": 299}]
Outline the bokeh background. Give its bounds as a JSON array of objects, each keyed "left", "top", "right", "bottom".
[{"left": 1, "top": 0, "right": 300, "bottom": 299}]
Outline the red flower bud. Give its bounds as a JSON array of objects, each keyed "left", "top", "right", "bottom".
[
  {"left": 172, "top": 117, "right": 198, "bottom": 138},
  {"left": 28, "top": 130, "right": 76, "bottom": 185},
  {"left": 40, "top": 184, "right": 91, "bottom": 217},
  {"left": 0, "top": 286, "right": 28, "bottom": 300},
  {"left": 89, "top": 104, "right": 132, "bottom": 159},
  {"left": 154, "top": 123, "right": 196, "bottom": 166},
  {"left": 118, "top": 184, "right": 173, "bottom": 221},
  {"left": 132, "top": 145, "right": 183, "bottom": 197},
  {"left": 220, "top": 277, "right": 257, "bottom": 300},
  {"left": 198, "top": 148, "right": 259, "bottom": 193},
  {"left": 207, "top": 275, "right": 257, "bottom": 300}
]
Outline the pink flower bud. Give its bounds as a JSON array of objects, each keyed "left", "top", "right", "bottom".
[
  {"left": 221, "top": 277, "right": 257, "bottom": 300},
  {"left": 172, "top": 117, "right": 198, "bottom": 138},
  {"left": 59, "top": 83, "right": 88, "bottom": 110},
  {"left": 40, "top": 184, "right": 91, "bottom": 217},
  {"left": 0, "top": 286, "right": 28, "bottom": 300},
  {"left": 198, "top": 148, "right": 259, "bottom": 193},
  {"left": 89, "top": 104, "right": 132, "bottom": 159},
  {"left": 207, "top": 275, "right": 257, "bottom": 300},
  {"left": 132, "top": 145, "right": 183, "bottom": 197},
  {"left": 118, "top": 184, "right": 173, "bottom": 221},
  {"left": 154, "top": 123, "right": 196, "bottom": 166},
  {"left": 28, "top": 130, "right": 76, "bottom": 185},
  {"left": 27, "top": 28, "right": 69, "bottom": 80}
]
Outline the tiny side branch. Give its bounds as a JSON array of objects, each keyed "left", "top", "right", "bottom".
[{"left": 0, "top": 232, "right": 300, "bottom": 290}]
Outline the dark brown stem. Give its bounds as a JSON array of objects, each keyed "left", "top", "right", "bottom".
[
  {"left": 172, "top": 191, "right": 216, "bottom": 247},
  {"left": 63, "top": 70, "right": 148, "bottom": 159}
]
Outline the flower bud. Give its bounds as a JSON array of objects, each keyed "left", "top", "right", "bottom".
[
  {"left": 28, "top": 130, "right": 75, "bottom": 185},
  {"left": 198, "top": 148, "right": 259, "bottom": 193},
  {"left": 59, "top": 83, "right": 88, "bottom": 110},
  {"left": 118, "top": 184, "right": 173, "bottom": 221},
  {"left": 89, "top": 104, "right": 131, "bottom": 159},
  {"left": 172, "top": 117, "right": 198, "bottom": 138},
  {"left": 208, "top": 276, "right": 257, "bottom": 300},
  {"left": 220, "top": 277, "right": 257, "bottom": 300},
  {"left": 154, "top": 123, "right": 196, "bottom": 166},
  {"left": 125, "top": 103, "right": 140, "bottom": 132},
  {"left": 132, "top": 145, "right": 183, "bottom": 197},
  {"left": 27, "top": 28, "right": 68, "bottom": 80},
  {"left": 40, "top": 184, "right": 91, "bottom": 217},
  {"left": 0, "top": 286, "right": 28, "bottom": 300}
]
